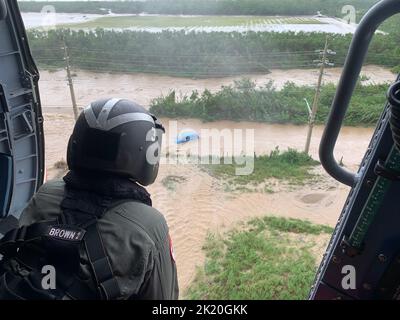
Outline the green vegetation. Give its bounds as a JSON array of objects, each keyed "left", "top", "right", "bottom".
[
  {"left": 255, "top": 216, "right": 334, "bottom": 234},
  {"left": 19, "top": 0, "right": 378, "bottom": 18},
  {"left": 64, "top": 15, "right": 322, "bottom": 29},
  {"left": 150, "top": 79, "right": 389, "bottom": 126},
  {"left": 28, "top": 29, "right": 400, "bottom": 77},
  {"left": 186, "top": 216, "right": 332, "bottom": 299},
  {"left": 204, "top": 148, "right": 320, "bottom": 187}
]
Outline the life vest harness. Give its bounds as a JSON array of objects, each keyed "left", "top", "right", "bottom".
[{"left": 0, "top": 187, "right": 125, "bottom": 300}]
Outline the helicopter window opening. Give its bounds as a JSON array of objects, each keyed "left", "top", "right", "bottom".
[{"left": 10, "top": 0, "right": 400, "bottom": 301}]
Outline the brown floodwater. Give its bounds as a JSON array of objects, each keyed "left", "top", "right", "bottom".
[
  {"left": 39, "top": 65, "right": 394, "bottom": 111},
  {"left": 43, "top": 113, "right": 376, "bottom": 294},
  {"left": 161, "top": 118, "right": 374, "bottom": 169}
]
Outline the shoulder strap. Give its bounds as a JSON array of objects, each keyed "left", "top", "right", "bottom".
[
  {"left": 84, "top": 221, "right": 120, "bottom": 300},
  {"left": 0, "top": 189, "right": 129, "bottom": 300},
  {"left": 60, "top": 188, "right": 123, "bottom": 300}
]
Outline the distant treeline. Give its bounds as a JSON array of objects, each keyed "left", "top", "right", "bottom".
[
  {"left": 149, "top": 79, "right": 388, "bottom": 126},
  {"left": 27, "top": 29, "right": 400, "bottom": 78},
  {"left": 19, "top": 0, "right": 378, "bottom": 17}
]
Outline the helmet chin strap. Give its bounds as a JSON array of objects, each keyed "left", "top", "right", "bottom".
[{"left": 128, "top": 177, "right": 138, "bottom": 183}]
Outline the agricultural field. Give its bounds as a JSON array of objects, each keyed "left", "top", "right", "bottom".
[{"left": 63, "top": 15, "right": 324, "bottom": 29}]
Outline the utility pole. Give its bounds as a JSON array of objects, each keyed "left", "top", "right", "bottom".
[
  {"left": 62, "top": 40, "right": 79, "bottom": 120},
  {"left": 304, "top": 36, "right": 335, "bottom": 155}
]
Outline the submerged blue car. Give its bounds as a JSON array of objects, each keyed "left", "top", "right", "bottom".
[{"left": 176, "top": 129, "right": 200, "bottom": 144}]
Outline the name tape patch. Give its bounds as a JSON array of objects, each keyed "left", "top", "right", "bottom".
[{"left": 46, "top": 225, "right": 86, "bottom": 242}]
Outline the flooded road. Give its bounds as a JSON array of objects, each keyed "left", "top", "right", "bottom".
[{"left": 164, "top": 119, "right": 374, "bottom": 169}]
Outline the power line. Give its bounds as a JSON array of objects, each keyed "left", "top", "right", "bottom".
[{"left": 66, "top": 47, "right": 324, "bottom": 56}]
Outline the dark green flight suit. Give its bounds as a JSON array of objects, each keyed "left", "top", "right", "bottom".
[{"left": 18, "top": 179, "right": 179, "bottom": 300}]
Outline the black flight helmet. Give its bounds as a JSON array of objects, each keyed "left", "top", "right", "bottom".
[{"left": 67, "top": 98, "right": 165, "bottom": 186}]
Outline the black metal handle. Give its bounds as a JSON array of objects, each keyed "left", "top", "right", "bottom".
[
  {"left": 319, "top": 0, "right": 400, "bottom": 186},
  {"left": 388, "top": 81, "right": 400, "bottom": 151}
]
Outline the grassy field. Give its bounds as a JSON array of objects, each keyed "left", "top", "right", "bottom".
[
  {"left": 186, "top": 216, "right": 333, "bottom": 299},
  {"left": 203, "top": 149, "right": 320, "bottom": 191},
  {"left": 64, "top": 15, "right": 324, "bottom": 29}
]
